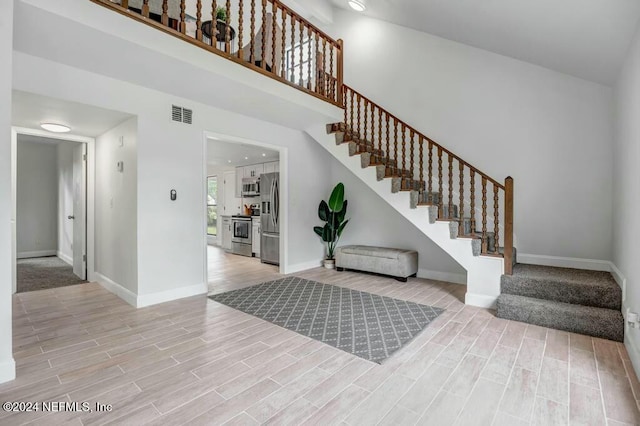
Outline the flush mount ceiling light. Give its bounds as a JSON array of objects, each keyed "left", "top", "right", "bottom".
[
  {"left": 348, "top": 0, "right": 366, "bottom": 12},
  {"left": 40, "top": 123, "right": 71, "bottom": 133}
]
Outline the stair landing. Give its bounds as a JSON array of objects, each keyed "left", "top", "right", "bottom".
[{"left": 497, "top": 264, "right": 624, "bottom": 341}]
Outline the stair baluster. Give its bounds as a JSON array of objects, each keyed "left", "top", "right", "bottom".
[
  {"left": 401, "top": 124, "right": 406, "bottom": 184},
  {"left": 142, "top": 0, "right": 150, "bottom": 18},
  {"left": 195, "top": 0, "right": 202, "bottom": 41},
  {"left": 356, "top": 94, "right": 361, "bottom": 140},
  {"left": 250, "top": 0, "right": 256, "bottom": 64},
  {"left": 161, "top": 0, "right": 168, "bottom": 26},
  {"left": 419, "top": 136, "right": 424, "bottom": 200},
  {"left": 363, "top": 99, "right": 368, "bottom": 145},
  {"left": 482, "top": 177, "right": 488, "bottom": 254},
  {"left": 438, "top": 147, "right": 443, "bottom": 218},
  {"left": 470, "top": 170, "right": 476, "bottom": 236},
  {"left": 322, "top": 38, "right": 327, "bottom": 93},
  {"left": 448, "top": 155, "right": 453, "bottom": 218},
  {"left": 410, "top": 131, "right": 415, "bottom": 189},
  {"left": 237, "top": 1, "right": 244, "bottom": 53},
  {"left": 378, "top": 108, "right": 383, "bottom": 156},
  {"left": 282, "top": 10, "right": 288, "bottom": 79},
  {"left": 329, "top": 44, "right": 334, "bottom": 100},
  {"left": 224, "top": 0, "right": 234, "bottom": 52},
  {"left": 493, "top": 184, "right": 500, "bottom": 253},
  {"left": 385, "top": 113, "right": 390, "bottom": 166},
  {"left": 349, "top": 90, "right": 355, "bottom": 139},
  {"left": 428, "top": 140, "right": 433, "bottom": 201},
  {"left": 299, "top": 22, "right": 305, "bottom": 82},
  {"left": 393, "top": 119, "right": 399, "bottom": 174},
  {"left": 180, "top": 0, "right": 186, "bottom": 34},
  {"left": 306, "top": 27, "right": 312, "bottom": 89},
  {"left": 459, "top": 161, "right": 464, "bottom": 235}
]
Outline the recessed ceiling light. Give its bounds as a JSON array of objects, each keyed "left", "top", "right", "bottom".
[
  {"left": 227, "top": 160, "right": 231, "bottom": 163},
  {"left": 262, "top": 153, "right": 266, "bottom": 157},
  {"left": 244, "top": 156, "right": 248, "bottom": 160},
  {"left": 40, "top": 123, "right": 71, "bottom": 133},
  {"left": 348, "top": 0, "right": 366, "bottom": 12}
]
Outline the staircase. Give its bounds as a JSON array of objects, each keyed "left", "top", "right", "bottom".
[
  {"left": 309, "top": 85, "right": 624, "bottom": 342},
  {"left": 497, "top": 264, "right": 624, "bottom": 341}
]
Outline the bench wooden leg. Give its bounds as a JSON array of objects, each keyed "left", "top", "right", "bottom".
[
  {"left": 396, "top": 277, "right": 408, "bottom": 282},
  {"left": 336, "top": 267, "right": 344, "bottom": 272}
]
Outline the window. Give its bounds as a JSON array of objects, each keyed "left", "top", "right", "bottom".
[
  {"left": 285, "top": 39, "right": 314, "bottom": 86},
  {"left": 207, "top": 176, "right": 218, "bottom": 236}
]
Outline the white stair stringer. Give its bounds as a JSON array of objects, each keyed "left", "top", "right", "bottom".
[{"left": 305, "top": 123, "right": 504, "bottom": 308}]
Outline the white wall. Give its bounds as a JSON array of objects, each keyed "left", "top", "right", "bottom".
[
  {"left": 325, "top": 10, "right": 615, "bottom": 263},
  {"left": 95, "top": 117, "right": 139, "bottom": 294},
  {"left": 13, "top": 52, "right": 333, "bottom": 304},
  {"left": 0, "top": 0, "right": 15, "bottom": 385},
  {"left": 329, "top": 157, "right": 466, "bottom": 283},
  {"left": 16, "top": 139, "right": 58, "bottom": 257},
  {"left": 57, "top": 142, "right": 74, "bottom": 264},
  {"left": 613, "top": 22, "right": 640, "bottom": 377}
]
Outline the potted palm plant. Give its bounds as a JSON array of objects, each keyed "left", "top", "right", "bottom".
[{"left": 314, "top": 183, "right": 349, "bottom": 268}]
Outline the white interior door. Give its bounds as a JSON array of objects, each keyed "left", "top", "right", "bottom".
[{"left": 72, "top": 144, "right": 87, "bottom": 279}]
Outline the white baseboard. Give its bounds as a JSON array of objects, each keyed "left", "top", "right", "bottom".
[
  {"left": 0, "top": 358, "right": 16, "bottom": 384},
  {"left": 57, "top": 251, "right": 73, "bottom": 266},
  {"left": 136, "top": 283, "right": 208, "bottom": 308},
  {"left": 465, "top": 292, "right": 498, "bottom": 309},
  {"left": 609, "top": 262, "right": 627, "bottom": 302},
  {"left": 517, "top": 253, "right": 611, "bottom": 271},
  {"left": 284, "top": 260, "right": 323, "bottom": 274},
  {"left": 418, "top": 268, "right": 466, "bottom": 285},
  {"left": 94, "top": 272, "right": 137, "bottom": 308},
  {"left": 623, "top": 300, "right": 640, "bottom": 384},
  {"left": 17, "top": 250, "right": 56, "bottom": 259}
]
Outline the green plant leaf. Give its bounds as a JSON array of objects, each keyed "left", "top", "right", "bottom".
[
  {"left": 318, "top": 200, "right": 329, "bottom": 222},
  {"left": 337, "top": 219, "right": 349, "bottom": 237},
  {"left": 328, "top": 183, "right": 345, "bottom": 212},
  {"left": 337, "top": 200, "right": 348, "bottom": 222},
  {"left": 322, "top": 224, "right": 332, "bottom": 242},
  {"left": 313, "top": 226, "right": 324, "bottom": 238}
]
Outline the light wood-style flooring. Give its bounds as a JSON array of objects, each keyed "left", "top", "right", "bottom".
[{"left": 1, "top": 246, "right": 639, "bottom": 425}]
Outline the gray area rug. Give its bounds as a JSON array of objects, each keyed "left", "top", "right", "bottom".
[
  {"left": 209, "top": 276, "right": 444, "bottom": 363},
  {"left": 17, "top": 256, "right": 87, "bottom": 293}
]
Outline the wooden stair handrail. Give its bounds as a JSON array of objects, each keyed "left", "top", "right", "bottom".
[{"left": 343, "top": 84, "right": 503, "bottom": 189}]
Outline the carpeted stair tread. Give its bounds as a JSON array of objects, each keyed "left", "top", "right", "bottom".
[
  {"left": 502, "top": 264, "right": 621, "bottom": 310},
  {"left": 496, "top": 294, "right": 624, "bottom": 342}
]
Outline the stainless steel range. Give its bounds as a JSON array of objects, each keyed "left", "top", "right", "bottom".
[{"left": 231, "top": 215, "right": 252, "bottom": 257}]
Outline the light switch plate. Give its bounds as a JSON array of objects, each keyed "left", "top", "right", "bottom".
[{"left": 119, "top": 136, "right": 124, "bottom": 147}]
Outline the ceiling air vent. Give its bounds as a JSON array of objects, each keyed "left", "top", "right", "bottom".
[{"left": 171, "top": 105, "right": 193, "bottom": 124}]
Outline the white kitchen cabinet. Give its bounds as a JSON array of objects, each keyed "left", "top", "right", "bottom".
[
  {"left": 235, "top": 167, "right": 243, "bottom": 198},
  {"left": 252, "top": 220, "right": 260, "bottom": 257},
  {"left": 221, "top": 216, "right": 232, "bottom": 251},
  {"left": 245, "top": 163, "right": 264, "bottom": 178},
  {"left": 263, "top": 161, "right": 279, "bottom": 174}
]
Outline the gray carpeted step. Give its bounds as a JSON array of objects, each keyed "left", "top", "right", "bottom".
[
  {"left": 497, "top": 294, "right": 624, "bottom": 342},
  {"left": 502, "top": 264, "right": 621, "bottom": 310}
]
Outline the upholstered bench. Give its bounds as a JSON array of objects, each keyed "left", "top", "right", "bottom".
[{"left": 335, "top": 245, "right": 419, "bottom": 282}]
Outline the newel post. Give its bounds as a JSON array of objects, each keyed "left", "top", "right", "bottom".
[
  {"left": 337, "top": 39, "right": 344, "bottom": 107},
  {"left": 122, "top": 0, "right": 129, "bottom": 9},
  {"left": 504, "top": 176, "right": 514, "bottom": 275}
]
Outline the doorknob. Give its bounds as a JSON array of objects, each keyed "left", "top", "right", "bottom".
[{"left": 68, "top": 215, "right": 75, "bottom": 220}]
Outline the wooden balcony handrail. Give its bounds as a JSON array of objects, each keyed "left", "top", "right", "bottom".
[{"left": 91, "top": 0, "right": 344, "bottom": 107}]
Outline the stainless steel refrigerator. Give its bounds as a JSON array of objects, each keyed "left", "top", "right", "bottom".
[{"left": 260, "top": 172, "right": 280, "bottom": 265}]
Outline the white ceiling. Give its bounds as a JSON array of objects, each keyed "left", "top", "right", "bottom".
[
  {"left": 207, "top": 138, "right": 279, "bottom": 168},
  {"left": 330, "top": 0, "right": 640, "bottom": 85},
  {"left": 12, "top": 90, "right": 133, "bottom": 137}
]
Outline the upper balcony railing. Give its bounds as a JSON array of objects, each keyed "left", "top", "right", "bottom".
[{"left": 92, "top": 0, "right": 344, "bottom": 107}]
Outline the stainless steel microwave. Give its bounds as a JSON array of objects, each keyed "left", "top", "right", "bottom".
[{"left": 241, "top": 177, "right": 260, "bottom": 197}]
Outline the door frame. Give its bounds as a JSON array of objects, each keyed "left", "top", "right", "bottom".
[
  {"left": 202, "top": 131, "right": 288, "bottom": 284},
  {"left": 11, "top": 126, "right": 96, "bottom": 294}
]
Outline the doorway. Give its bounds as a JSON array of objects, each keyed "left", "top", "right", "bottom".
[
  {"left": 11, "top": 128, "right": 94, "bottom": 294},
  {"left": 203, "top": 132, "right": 286, "bottom": 293}
]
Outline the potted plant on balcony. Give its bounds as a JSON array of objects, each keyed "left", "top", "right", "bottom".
[{"left": 314, "top": 183, "right": 349, "bottom": 269}]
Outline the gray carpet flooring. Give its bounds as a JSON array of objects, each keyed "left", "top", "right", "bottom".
[
  {"left": 209, "top": 276, "right": 444, "bottom": 363},
  {"left": 17, "top": 256, "right": 87, "bottom": 293}
]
